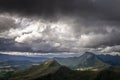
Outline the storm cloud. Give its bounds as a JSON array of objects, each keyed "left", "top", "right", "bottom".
[
  {"left": 0, "top": 0, "right": 95, "bottom": 15},
  {"left": 0, "top": 0, "right": 120, "bottom": 19},
  {"left": 0, "top": 0, "right": 120, "bottom": 54},
  {"left": 0, "top": 16, "right": 16, "bottom": 33}
]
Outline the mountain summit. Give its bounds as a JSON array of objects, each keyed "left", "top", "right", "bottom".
[
  {"left": 84, "top": 52, "right": 96, "bottom": 56},
  {"left": 10, "top": 59, "right": 71, "bottom": 80},
  {"left": 9, "top": 59, "right": 98, "bottom": 80},
  {"left": 76, "top": 52, "right": 109, "bottom": 69},
  {"left": 56, "top": 52, "right": 109, "bottom": 70},
  {"left": 80, "top": 52, "right": 97, "bottom": 61},
  {"left": 43, "top": 59, "right": 61, "bottom": 67}
]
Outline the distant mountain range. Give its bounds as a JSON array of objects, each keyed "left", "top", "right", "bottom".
[
  {"left": 0, "top": 60, "right": 37, "bottom": 70},
  {"left": 97, "top": 54, "right": 120, "bottom": 66},
  {"left": 8, "top": 59, "right": 120, "bottom": 80},
  {"left": 0, "top": 52, "right": 120, "bottom": 71},
  {"left": 0, "top": 53, "right": 48, "bottom": 71},
  {"left": 0, "top": 53, "right": 48, "bottom": 62}
]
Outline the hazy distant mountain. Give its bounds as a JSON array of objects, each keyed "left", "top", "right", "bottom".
[
  {"left": 0, "top": 53, "right": 48, "bottom": 62},
  {"left": 55, "top": 52, "right": 109, "bottom": 70},
  {"left": 97, "top": 54, "right": 120, "bottom": 66},
  {"left": 1, "top": 51, "right": 120, "bottom": 71},
  {"left": 0, "top": 54, "right": 48, "bottom": 71},
  {"left": 75, "top": 52, "right": 109, "bottom": 69},
  {"left": 0, "top": 60, "right": 36, "bottom": 70}
]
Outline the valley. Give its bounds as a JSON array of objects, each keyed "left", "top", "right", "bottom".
[{"left": 0, "top": 52, "right": 120, "bottom": 80}]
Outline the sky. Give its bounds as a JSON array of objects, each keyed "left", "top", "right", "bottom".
[{"left": 0, "top": 0, "right": 120, "bottom": 55}]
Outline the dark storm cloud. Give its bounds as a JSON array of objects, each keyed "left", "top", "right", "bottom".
[
  {"left": 73, "top": 18, "right": 120, "bottom": 48},
  {"left": 94, "top": 0, "right": 120, "bottom": 20},
  {"left": 0, "top": 38, "right": 32, "bottom": 52},
  {"left": 0, "top": 15, "right": 119, "bottom": 53},
  {"left": 0, "top": 0, "right": 120, "bottom": 54},
  {"left": 0, "top": 0, "right": 97, "bottom": 17},
  {"left": 0, "top": 16, "right": 16, "bottom": 32},
  {"left": 0, "top": 37, "right": 70, "bottom": 53},
  {"left": 0, "top": 0, "right": 120, "bottom": 20}
]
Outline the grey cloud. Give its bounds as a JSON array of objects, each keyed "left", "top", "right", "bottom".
[
  {"left": 0, "top": 16, "right": 16, "bottom": 32},
  {"left": 0, "top": 0, "right": 120, "bottom": 54},
  {"left": 69, "top": 17, "right": 120, "bottom": 48},
  {"left": 2, "top": 0, "right": 120, "bottom": 20},
  {"left": 94, "top": 0, "right": 120, "bottom": 20},
  {"left": 0, "top": 14, "right": 120, "bottom": 54},
  {"left": 0, "top": 0, "right": 119, "bottom": 20},
  {"left": 0, "top": 0, "right": 94, "bottom": 16},
  {"left": 101, "top": 45, "right": 120, "bottom": 53}
]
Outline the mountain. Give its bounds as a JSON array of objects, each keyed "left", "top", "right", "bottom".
[
  {"left": 75, "top": 52, "right": 109, "bottom": 70},
  {"left": 55, "top": 52, "right": 109, "bottom": 70},
  {"left": 9, "top": 59, "right": 120, "bottom": 80},
  {"left": 0, "top": 53, "right": 48, "bottom": 62},
  {"left": 10, "top": 59, "right": 73, "bottom": 80},
  {"left": 0, "top": 54, "right": 48, "bottom": 71},
  {"left": 0, "top": 60, "right": 37, "bottom": 71},
  {"left": 97, "top": 54, "right": 120, "bottom": 66},
  {"left": 9, "top": 59, "right": 99, "bottom": 80}
]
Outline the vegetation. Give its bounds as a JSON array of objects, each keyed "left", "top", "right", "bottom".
[
  {"left": 9, "top": 59, "right": 120, "bottom": 80},
  {"left": 95, "top": 67, "right": 120, "bottom": 80},
  {"left": 55, "top": 52, "right": 110, "bottom": 70},
  {"left": 0, "top": 52, "right": 120, "bottom": 80},
  {"left": 0, "top": 71, "right": 14, "bottom": 80}
]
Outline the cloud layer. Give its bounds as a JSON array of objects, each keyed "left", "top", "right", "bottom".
[
  {"left": 0, "top": 0, "right": 120, "bottom": 54},
  {"left": 0, "top": 14, "right": 119, "bottom": 54},
  {"left": 1, "top": 0, "right": 120, "bottom": 20}
]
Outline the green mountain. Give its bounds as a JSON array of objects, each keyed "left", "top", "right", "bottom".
[
  {"left": 9, "top": 59, "right": 98, "bottom": 80},
  {"left": 55, "top": 52, "right": 109, "bottom": 70},
  {"left": 8, "top": 59, "right": 120, "bottom": 80},
  {"left": 10, "top": 59, "right": 70, "bottom": 80}
]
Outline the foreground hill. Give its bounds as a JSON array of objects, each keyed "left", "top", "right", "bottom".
[
  {"left": 10, "top": 59, "right": 68, "bottom": 80},
  {"left": 95, "top": 67, "right": 120, "bottom": 80},
  {"left": 55, "top": 52, "right": 109, "bottom": 70}
]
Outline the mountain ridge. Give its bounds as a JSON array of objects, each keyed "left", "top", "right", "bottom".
[
  {"left": 55, "top": 52, "right": 110, "bottom": 70},
  {"left": 10, "top": 59, "right": 68, "bottom": 80},
  {"left": 9, "top": 59, "right": 98, "bottom": 80},
  {"left": 9, "top": 59, "right": 120, "bottom": 80}
]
